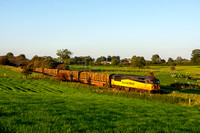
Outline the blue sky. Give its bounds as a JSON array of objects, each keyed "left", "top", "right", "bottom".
[{"left": 0, "top": 0, "right": 199, "bottom": 60}]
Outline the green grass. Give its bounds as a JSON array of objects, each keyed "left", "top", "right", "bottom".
[
  {"left": 1, "top": 78, "right": 200, "bottom": 132},
  {"left": 0, "top": 65, "right": 200, "bottom": 132}
]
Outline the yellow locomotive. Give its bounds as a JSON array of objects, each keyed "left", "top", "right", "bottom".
[{"left": 110, "top": 75, "right": 160, "bottom": 93}]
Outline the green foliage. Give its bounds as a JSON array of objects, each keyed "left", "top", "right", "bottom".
[
  {"left": 151, "top": 54, "right": 161, "bottom": 64},
  {"left": 56, "top": 49, "right": 72, "bottom": 63},
  {"left": 6, "top": 52, "right": 14, "bottom": 57},
  {"left": 30, "top": 56, "right": 57, "bottom": 69},
  {"left": 131, "top": 56, "right": 146, "bottom": 68},
  {"left": 69, "top": 56, "right": 94, "bottom": 65},
  {"left": 41, "top": 57, "right": 57, "bottom": 69},
  {"left": 167, "top": 57, "right": 174, "bottom": 64},
  {"left": 169, "top": 82, "right": 200, "bottom": 90},
  {"left": 191, "top": 49, "right": 200, "bottom": 64},
  {"left": 21, "top": 66, "right": 33, "bottom": 78},
  {"left": 111, "top": 59, "right": 120, "bottom": 65},
  {"left": 96, "top": 56, "right": 106, "bottom": 63}
]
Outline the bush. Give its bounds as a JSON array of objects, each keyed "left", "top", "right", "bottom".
[
  {"left": 0, "top": 56, "right": 10, "bottom": 65},
  {"left": 170, "top": 66, "right": 176, "bottom": 71},
  {"left": 21, "top": 66, "right": 33, "bottom": 78},
  {"left": 169, "top": 82, "right": 200, "bottom": 90},
  {"left": 57, "top": 64, "right": 70, "bottom": 70}
]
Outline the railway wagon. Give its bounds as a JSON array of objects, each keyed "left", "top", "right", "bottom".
[
  {"left": 79, "top": 72, "right": 110, "bottom": 87},
  {"left": 110, "top": 75, "right": 160, "bottom": 92},
  {"left": 34, "top": 68, "right": 44, "bottom": 73},
  {"left": 43, "top": 68, "right": 59, "bottom": 77},
  {"left": 58, "top": 70, "right": 80, "bottom": 81}
]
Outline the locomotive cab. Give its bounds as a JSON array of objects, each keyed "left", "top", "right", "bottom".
[
  {"left": 145, "top": 78, "right": 160, "bottom": 92},
  {"left": 111, "top": 75, "right": 160, "bottom": 92}
]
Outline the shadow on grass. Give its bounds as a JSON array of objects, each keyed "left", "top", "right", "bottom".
[{"left": 160, "top": 85, "right": 200, "bottom": 94}]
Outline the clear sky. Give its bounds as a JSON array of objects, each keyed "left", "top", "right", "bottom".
[{"left": 0, "top": 0, "right": 199, "bottom": 60}]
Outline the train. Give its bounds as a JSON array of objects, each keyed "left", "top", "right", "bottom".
[{"left": 34, "top": 68, "right": 160, "bottom": 93}]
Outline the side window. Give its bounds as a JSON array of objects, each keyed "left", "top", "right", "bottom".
[{"left": 114, "top": 76, "right": 121, "bottom": 81}]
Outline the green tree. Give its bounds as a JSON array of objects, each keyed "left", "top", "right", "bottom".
[
  {"left": 111, "top": 59, "right": 120, "bottom": 65},
  {"left": 56, "top": 49, "right": 72, "bottom": 63},
  {"left": 21, "top": 65, "right": 33, "bottom": 78},
  {"left": 107, "top": 56, "right": 112, "bottom": 62},
  {"left": 168, "top": 57, "right": 174, "bottom": 64},
  {"left": 96, "top": 56, "right": 106, "bottom": 63},
  {"left": 41, "top": 57, "right": 56, "bottom": 69},
  {"left": 168, "top": 57, "right": 176, "bottom": 65},
  {"left": 191, "top": 49, "right": 200, "bottom": 64},
  {"left": 111, "top": 56, "right": 120, "bottom": 61},
  {"left": 131, "top": 56, "right": 146, "bottom": 68},
  {"left": 83, "top": 56, "right": 94, "bottom": 66},
  {"left": 151, "top": 54, "right": 161, "bottom": 64},
  {"left": 6, "top": 52, "right": 14, "bottom": 57}
]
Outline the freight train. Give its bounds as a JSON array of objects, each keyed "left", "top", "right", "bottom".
[{"left": 34, "top": 68, "right": 160, "bottom": 93}]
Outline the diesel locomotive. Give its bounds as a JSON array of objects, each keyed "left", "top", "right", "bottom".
[{"left": 34, "top": 68, "right": 160, "bottom": 93}]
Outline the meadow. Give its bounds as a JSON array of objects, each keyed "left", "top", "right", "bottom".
[{"left": 0, "top": 65, "right": 200, "bottom": 132}]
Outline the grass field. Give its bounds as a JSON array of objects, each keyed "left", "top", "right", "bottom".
[{"left": 0, "top": 65, "right": 200, "bottom": 132}]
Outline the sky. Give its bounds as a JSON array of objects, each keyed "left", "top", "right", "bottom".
[{"left": 0, "top": 0, "right": 199, "bottom": 60}]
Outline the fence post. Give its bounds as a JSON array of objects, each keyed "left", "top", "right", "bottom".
[{"left": 189, "top": 98, "right": 191, "bottom": 106}]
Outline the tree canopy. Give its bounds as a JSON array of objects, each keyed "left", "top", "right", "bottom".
[
  {"left": 131, "top": 56, "right": 146, "bottom": 68},
  {"left": 191, "top": 49, "right": 200, "bottom": 64},
  {"left": 56, "top": 49, "right": 72, "bottom": 63}
]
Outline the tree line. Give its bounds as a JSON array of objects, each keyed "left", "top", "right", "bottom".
[{"left": 0, "top": 49, "right": 200, "bottom": 69}]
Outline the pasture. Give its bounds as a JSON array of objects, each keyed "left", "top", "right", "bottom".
[{"left": 0, "top": 65, "right": 200, "bottom": 132}]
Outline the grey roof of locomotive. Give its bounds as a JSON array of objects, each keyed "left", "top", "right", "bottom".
[{"left": 111, "top": 74, "right": 159, "bottom": 81}]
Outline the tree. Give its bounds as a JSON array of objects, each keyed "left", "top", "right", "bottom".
[
  {"left": 120, "top": 58, "right": 130, "bottom": 66},
  {"left": 111, "top": 56, "right": 120, "bottom": 61},
  {"left": 176, "top": 56, "right": 183, "bottom": 63},
  {"left": 18, "top": 54, "right": 26, "bottom": 59},
  {"left": 41, "top": 57, "right": 56, "bottom": 69},
  {"left": 131, "top": 56, "right": 146, "bottom": 68},
  {"left": 0, "top": 56, "right": 10, "bottom": 65},
  {"left": 191, "top": 49, "right": 200, "bottom": 64},
  {"left": 96, "top": 56, "right": 106, "bottom": 63},
  {"left": 151, "top": 54, "right": 161, "bottom": 64},
  {"left": 83, "top": 56, "right": 94, "bottom": 66},
  {"left": 167, "top": 57, "right": 175, "bottom": 65},
  {"left": 6, "top": 52, "right": 14, "bottom": 57},
  {"left": 21, "top": 65, "right": 33, "bottom": 78},
  {"left": 111, "top": 59, "right": 120, "bottom": 65},
  {"left": 56, "top": 49, "right": 72, "bottom": 63},
  {"left": 168, "top": 57, "right": 174, "bottom": 64},
  {"left": 107, "top": 56, "right": 112, "bottom": 62}
]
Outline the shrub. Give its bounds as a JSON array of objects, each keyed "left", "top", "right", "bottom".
[
  {"left": 21, "top": 66, "right": 33, "bottom": 78},
  {"left": 170, "top": 66, "right": 176, "bottom": 71},
  {"left": 57, "top": 64, "right": 70, "bottom": 70},
  {"left": 169, "top": 82, "right": 200, "bottom": 90},
  {"left": 0, "top": 56, "right": 10, "bottom": 65}
]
